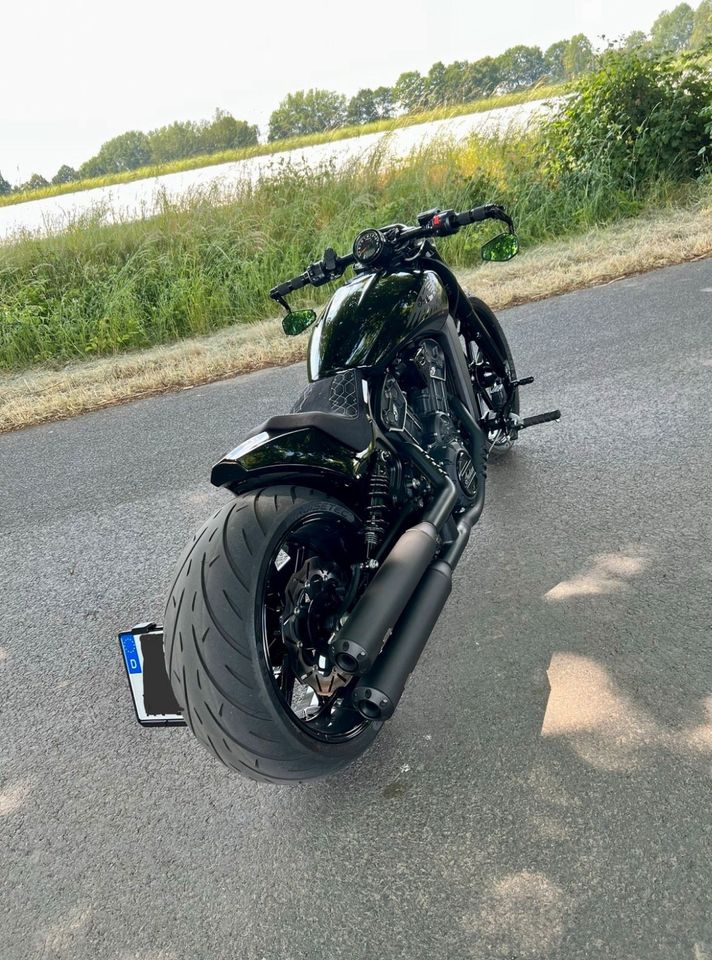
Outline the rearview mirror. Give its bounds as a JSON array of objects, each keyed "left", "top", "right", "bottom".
[
  {"left": 282, "top": 309, "right": 317, "bottom": 337},
  {"left": 481, "top": 233, "right": 519, "bottom": 262}
]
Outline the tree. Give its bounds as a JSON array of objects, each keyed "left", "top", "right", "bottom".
[
  {"left": 345, "top": 87, "right": 394, "bottom": 125},
  {"left": 149, "top": 120, "right": 201, "bottom": 163},
  {"left": 346, "top": 88, "right": 379, "bottom": 125},
  {"left": 437, "top": 61, "right": 467, "bottom": 103},
  {"left": 392, "top": 70, "right": 427, "bottom": 113},
  {"left": 623, "top": 30, "right": 649, "bottom": 51},
  {"left": 690, "top": 0, "right": 712, "bottom": 47},
  {"left": 18, "top": 173, "right": 49, "bottom": 192},
  {"left": 198, "top": 109, "right": 258, "bottom": 153},
  {"left": 80, "top": 130, "right": 152, "bottom": 177},
  {"left": 51, "top": 164, "right": 78, "bottom": 185},
  {"left": 425, "top": 61, "right": 449, "bottom": 107},
  {"left": 372, "top": 86, "right": 394, "bottom": 119},
  {"left": 650, "top": 3, "right": 695, "bottom": 53},
  {"left": 496, "top": 45, "right": 546, "bottom": 90},
  {"left": 0, "top": 171, "right": 12, "bottom": 195},
  {"left": 268, "top": 89, "right": 348, "bottom": 140},
  {"left": 464, "top": 56, "right": 502, "bottom": 97},
  {"left": 563, "top": 34, "right": 595, "bottom": 77},
  {"left": 544, "top": 40, "right": 569, "bottom": 81},
  {"left": 650, "top": 3, "right": 694, "bottom": 52}
]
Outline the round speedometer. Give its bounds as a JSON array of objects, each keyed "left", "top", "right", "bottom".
[{"left": 353, "top": 228, "right": 384, "bottom": 264}]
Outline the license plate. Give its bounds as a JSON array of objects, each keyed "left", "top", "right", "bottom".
[{"left": 118, "top": 624, "right": 186, "bottom": 727}]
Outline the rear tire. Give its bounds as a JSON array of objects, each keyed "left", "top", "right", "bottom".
[{"left": 164, "top": 486, "right": 381, "bottom": 783}]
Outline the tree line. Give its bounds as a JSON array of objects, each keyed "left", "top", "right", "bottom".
[
  {"left": 267, "top": 2, "right": 712, "bottom": 139},
  {"left": 0, "top": 109, "right": 258, "bottom": 195},
  {"left": 2, "top": 1, "right": 711, "bottom": 196}
]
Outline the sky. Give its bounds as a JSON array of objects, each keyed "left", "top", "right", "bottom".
[{"left": 0, "top": 0, "right": 685, "bottom": 182}]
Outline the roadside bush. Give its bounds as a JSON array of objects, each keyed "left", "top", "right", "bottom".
[{"left": 543, "top": 47, "right": 712, "bottom": 187}]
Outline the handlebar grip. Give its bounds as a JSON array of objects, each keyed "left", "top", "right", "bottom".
[
  {"left": 270, "top": 273, "right": 309, "bottom": 299},
  {"left": 454, "top": 204, "right": 513, "bottom": 229},
  {"left": 454, "top": 206, "right": 486, "bottom": 226}
]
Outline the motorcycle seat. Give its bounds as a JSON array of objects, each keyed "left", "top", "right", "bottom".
[{"left": 245, "top": 369, "right": 372, "bottom": 452}]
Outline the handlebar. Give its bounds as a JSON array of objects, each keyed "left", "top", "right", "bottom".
[
  {"left": 269, "top": 204, "right": 514, "bottom": 305},
  {"left": 269, "top": 248, "right": 356, "bottom": 303}
]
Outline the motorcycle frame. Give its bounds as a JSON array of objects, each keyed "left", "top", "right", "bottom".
[{"left": 211, "top": 241, "right": 512, "bottom": 541}]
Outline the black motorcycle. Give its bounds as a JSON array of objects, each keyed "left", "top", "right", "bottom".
[{"left": 164, "top": 205, "right": 559, "bottom": 782}]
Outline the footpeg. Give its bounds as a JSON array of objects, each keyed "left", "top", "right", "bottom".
[
  {"left": 519, "top": 409, "right": 561, "bottom": 429},
  {"left": 513, "top": 376, "right": 534, "bottom": 387}
]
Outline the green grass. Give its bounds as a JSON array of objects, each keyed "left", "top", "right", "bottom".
[
  {"left": 1, "top": 118, "right": 701, "bottom": 374},
  {"left": 0, "top": 84, "right": 564, "bottom": 210}
]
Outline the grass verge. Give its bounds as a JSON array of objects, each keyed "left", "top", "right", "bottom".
[
  {"left": 0, "top": 85, "right": 562, "bottom": 209},
  {"left": 3, "top": 202, "right": 710, "bottom": 433},
  {"left": 1, "top": 128, "right": 698, "bottom": 372}
]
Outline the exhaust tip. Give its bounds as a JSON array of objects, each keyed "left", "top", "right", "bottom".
[
  {"left": 356, "top": 698, "right": 381, "bottom": 720},
  {"left": 335, "top": 651, "right": 359, "bottom": 673},
  {"left": 332, "top": 639, "right": 369, "bottom": 675},
  {"left": 353, "top": 686, "right": 394, "bottom": 722}
]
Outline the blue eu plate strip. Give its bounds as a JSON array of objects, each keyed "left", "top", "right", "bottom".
[{"left": 120, "top": 632, "right": 142, "bottom": 674}]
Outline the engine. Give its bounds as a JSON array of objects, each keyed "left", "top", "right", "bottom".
[{"left": 380, "top": 339, "right": 478, "bottom": 505}]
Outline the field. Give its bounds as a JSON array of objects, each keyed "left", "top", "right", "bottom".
[
  {"left": 0, "top": 86, "right": 563, "bottom": 210},
  {"left": 2, "top": 201, "right": 711, "bottom": 433}
]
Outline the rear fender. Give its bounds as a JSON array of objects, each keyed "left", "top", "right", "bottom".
[{"left": 211, "top": 427, "right": 370, "bottom": 496}]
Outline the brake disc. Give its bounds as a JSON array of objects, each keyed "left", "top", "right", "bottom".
[{"left": 281, "top": 558, "right": 352, "bottom": 698}]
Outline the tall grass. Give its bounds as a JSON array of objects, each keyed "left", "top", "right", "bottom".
[
  {"left": 0, "top": 128, "right": 701, "bottom": 373},
  {"left": 0, "top": 85, "right": 564, "bottom": 210}
]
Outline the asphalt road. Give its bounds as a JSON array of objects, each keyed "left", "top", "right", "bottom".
[{"left": 2, "top": 258, "right": 711, "bottom": 960}]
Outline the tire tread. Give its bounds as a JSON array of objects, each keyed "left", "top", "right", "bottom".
[{"left": 164, "top": 485, "right": 378, "bottom": 782}]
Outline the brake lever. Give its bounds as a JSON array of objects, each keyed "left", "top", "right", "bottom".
[{"left": 486, "top": 204, "right": 515, "bottom": 232}]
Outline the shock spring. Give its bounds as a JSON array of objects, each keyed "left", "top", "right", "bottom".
[{"left": 364, "top": 454, "right": 390, "bottom": 557}]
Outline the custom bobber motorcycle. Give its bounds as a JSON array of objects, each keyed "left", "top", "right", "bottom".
[{"left": 161, "top": 205, "right": 559, "bottom": 782}]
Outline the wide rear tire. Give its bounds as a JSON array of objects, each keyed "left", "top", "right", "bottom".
[{"left": 164, "top": 486, "right": 381, "bottom": 783}]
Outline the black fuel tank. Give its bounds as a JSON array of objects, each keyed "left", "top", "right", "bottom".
[{"left": 308, "top": 270, "right": 449, "bottom": 380}]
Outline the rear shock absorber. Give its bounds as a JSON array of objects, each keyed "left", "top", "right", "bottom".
[{"left": 364, "top": 452, "right": 390, "bottom": 559}]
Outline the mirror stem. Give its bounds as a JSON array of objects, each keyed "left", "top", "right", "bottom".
[{"left": 274, "top": 293, "right": 291, "bottom": 314}]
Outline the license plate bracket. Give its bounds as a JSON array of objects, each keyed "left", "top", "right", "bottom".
[{"left": 118, "top": 623, "right": 186, "bottom": 727}]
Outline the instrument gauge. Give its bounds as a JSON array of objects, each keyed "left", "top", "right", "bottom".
[{"left": 353, "top": 228, "right": 384, "bottom": 264}]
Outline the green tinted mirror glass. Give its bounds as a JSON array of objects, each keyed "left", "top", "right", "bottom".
[
  {"left": 481, "top": 232, "right": 519, "bottom": 262},
  {"left": 282, "top": 308, "right": 317, "bottom": 337}
]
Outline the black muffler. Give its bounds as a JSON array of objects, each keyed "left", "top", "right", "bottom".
[
  {"left": 332, "top": 410, "right": 483, "bottom": 704},
  {"left": 331, "top": 521, "right": 440, "bottom": 674},
  {"left": 350, "top": 465, "right": 485, "bottom": 722},
  {"left": 352, "top": 560, "right": 452, "bottom": 720},
  {"left": 330, "top": 459, "right": 458, "bottom": 677}
]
